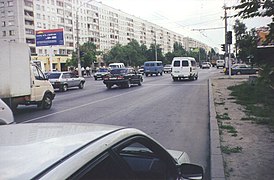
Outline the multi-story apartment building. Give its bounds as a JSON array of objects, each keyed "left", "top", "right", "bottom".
[{"left": 0, "top": 0, "right": 211, "bottom": 58}]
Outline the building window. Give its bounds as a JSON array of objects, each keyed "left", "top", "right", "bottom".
[
  {"left": 8, "top": 20, "right": 14, "bottom": 26},
  {"left": 7, "top": 11, "right": 14, "bottom": 16},
  {"left": 8, "top": 0, "right": 14, "bottom": 6},
  {"left": 2, "top": 31, "right": 6, "bottom": 37},
  {"left": 37, "top": 22, "right": 42, "bottom": 28},
  {"left": 36, "top": 13, "right": 41, "bottom": 19},
  {"left": 26, "top": 28, "right": 34, "bottom": 35},
  {"left": 36, "top": 4, "right": 40, "bottom": 10},
  {"left": 0, "top": 2, "right": 4, "bottom": 7},
  {"left": 9, "top": 30, "right": 15, "bottom": 36}
]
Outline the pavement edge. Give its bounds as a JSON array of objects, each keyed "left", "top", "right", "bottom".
[{"left": 208, "top": 78, "right": 226, "bottom": 180}]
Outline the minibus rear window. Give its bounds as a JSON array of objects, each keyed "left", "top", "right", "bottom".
[
  {"left": 182, "top": 61, "right": 189, "bottom": 67},
  {"left": 173, "top": 61, "right": 180, "bottom": 67}
]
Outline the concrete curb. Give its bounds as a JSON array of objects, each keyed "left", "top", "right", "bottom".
[{"left": 208, "top": 78, "right": 226, "bottom": 180}]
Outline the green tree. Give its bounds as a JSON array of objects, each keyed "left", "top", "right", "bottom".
[
  {"left": 103, "top": 44, "right": 125, "bottom": 65},
  {"left": 208, "top": 48, "right": 218, "bottom": 60},
  {"left": 146, "top": 44, "right": 164, "bottom": 61},
  {"left": 66, "top": 42, "right": 97, "bottom": 67},
  {"left": 124, "top": 40, "right": 146, "bottom": 67},
  {"left": 237, "top": 28, "right": 258, "bottom": 64},
  {"left": 233, "top": 19, "right": 247, "bottom": 58},
  {"left": 234, "top": 0, "right": 274, "bottom": 44},
  {"left": 173, "top": 42, "right": 188, "bottom": 57},
  {"left": 164, "top": 52, "right": 174, "bottom": 64}
]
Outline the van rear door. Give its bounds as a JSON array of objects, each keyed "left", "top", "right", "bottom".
[
  {"left": 172, "top": 60, "right": 190, "bottom": 76},
  {"left": 172, "top": 60, "right": 181, "bottom": 76},
  {"left": 181, "top": 60, "right": 191, "bottom": 76}
]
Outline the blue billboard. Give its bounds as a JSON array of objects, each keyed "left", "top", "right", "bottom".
[{"left": 36, "top": 28, "right": 64, "bottom": 47}]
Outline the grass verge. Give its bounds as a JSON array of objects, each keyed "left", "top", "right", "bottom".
[{"left": 228, "top": 81, "right": 274, "bottom": 128}]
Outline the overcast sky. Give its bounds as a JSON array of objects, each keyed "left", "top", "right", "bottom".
[{"left": 98, "top": 0, "right": 271, "bottom": 50}]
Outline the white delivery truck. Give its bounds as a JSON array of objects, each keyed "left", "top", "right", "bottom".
[{"left": 0, "top": 41, "right": 55, "bottom": 110}]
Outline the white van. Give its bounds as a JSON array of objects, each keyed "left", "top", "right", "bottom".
[
  {"left": 171, "top": 57, "right": 198, "bottom": 81},
  {"left": 108, "top": 63, "right": 125, "bottom": 69},
  {"left": 216, "top": 60, "right": 225, "bottom": 69}
]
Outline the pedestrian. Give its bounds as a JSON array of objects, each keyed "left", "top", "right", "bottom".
[
  {"left": 86, "top": 66, "right": 91, "bottom": 77},
  {"left": 81, "top": 67, "right": 85, "bottom": 77}
]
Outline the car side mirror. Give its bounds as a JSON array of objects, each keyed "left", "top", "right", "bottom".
[{"left": 180, "top": 163, "right": 204, "bottom": 180}]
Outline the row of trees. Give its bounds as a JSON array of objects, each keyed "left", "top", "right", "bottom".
[
  {"left": 66, "top": 40, "right": 217, "bottom": 68},
  {"left": 233, "top": 0, "right": 274, "bottom": 86}
]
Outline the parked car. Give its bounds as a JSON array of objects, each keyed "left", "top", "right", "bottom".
[
  {"left": 47, "top": 72, "right": 85, "bottom": 92},
  {"left": 144, "top": 61, "right": 164, "bottom": 76},
  {"left": 0, "top": 99, "right": 14, "bottom": 125},
  {"left": 93, "top": 68, "right": 109, "bottom": 80},
  {"left": 216, "top": 60, "right": 225, "bottom": 69},
  {"left": 164, "top": 64, "right": 172, "bottom": 73},
  {"left": 201, "top": 62, "right": 211, "bottom": 69},
  {"left": 171, "top": 57, "right": 198, "bottom": 81},
  {"left": 103, "top": 68, "right": 143, "bottom": 89},
  {"left": 0, "top": 123, "right": 204, "bottom": 180},
  {"left": 225, "top": 64, "right": 258, "bottom": 75}
]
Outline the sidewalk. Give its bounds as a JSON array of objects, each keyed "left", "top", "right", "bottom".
[{"left": 209, "top": 73, "right": 274, "bottom": 180}]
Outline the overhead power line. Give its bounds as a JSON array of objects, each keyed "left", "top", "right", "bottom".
[{"left": 191, "top": 27, "right": 225, "bottom": 31}]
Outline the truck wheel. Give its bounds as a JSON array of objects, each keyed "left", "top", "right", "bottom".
[
  {"left": 173, "top": 77, "right": 178, "bottom": 81},
  {"left": 41, "top": 93, "right": 52, "bottom": 109},
  {"left": 106, "top": 84, "right": 112, "bottom": 89},
  {"left": 160, "top": 72, "right": 163, "bottom": 76},
  {"left": 145, "top": 73, "right": 148, "bottom": 77},
  {"left": 125, "top": 80, "right": 130, "bottom": 88},
  {"left": 62, "top": 84, "right": 68, "bottom": 92},
  {"left": 94, "top": 77, "right": 97, "bottom": 80},
  {"left": 79, "top": 82, "right": 84, "bottom": 89}
]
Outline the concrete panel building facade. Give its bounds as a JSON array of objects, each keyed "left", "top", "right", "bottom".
[{"left": 0, "top": 0, "right": 211, "bottom": 57}]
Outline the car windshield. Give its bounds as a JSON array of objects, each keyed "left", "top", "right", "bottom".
[
  {"left": 98, "top": 68, "right": 108, "bottom": 72},
  {"left": 47, "top": 73, "right": 61, "bottom": 79}
]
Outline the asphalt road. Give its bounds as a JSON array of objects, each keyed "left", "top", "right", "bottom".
[{"left": 14, "top": 68, "right": 220, "bottom": 179}]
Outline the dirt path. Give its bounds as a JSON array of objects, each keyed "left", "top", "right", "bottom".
[{"left": 211, "top": 74, "right": 274, "bottom": 180}]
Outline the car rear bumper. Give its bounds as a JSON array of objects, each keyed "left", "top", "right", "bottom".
[{"left": 103, "top": 79, "right": 128, "bottom": 85}]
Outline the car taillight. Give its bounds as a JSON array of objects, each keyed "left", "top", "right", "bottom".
[{"left": 117, "top": 76, "right": 124, "bottom": 79}]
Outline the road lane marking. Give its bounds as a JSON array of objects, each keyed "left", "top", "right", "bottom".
[
  {"left": 20, "top": 87, "right": 149, "bottom": 123},
  {"left": 21, "top": 82, "right": 207, "bottom": 123}
]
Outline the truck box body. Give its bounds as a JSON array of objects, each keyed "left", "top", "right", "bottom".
[
  {"left": 0, "top": 41, "right": 31, "bottom": 98},
  {"left": 0, "top": 41, "right": 55, "bottom": 110}
]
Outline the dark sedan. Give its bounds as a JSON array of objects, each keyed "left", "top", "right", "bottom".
[
  {"left": 226, "top": 64, "right": 258, "bottom": 75},
  {"left": 103, "top": 68, "right": 143, "bottom": 89}
]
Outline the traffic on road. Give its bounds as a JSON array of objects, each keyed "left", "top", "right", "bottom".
[{"left": 6, "top": 65, "right": 221, "bottom": 179}]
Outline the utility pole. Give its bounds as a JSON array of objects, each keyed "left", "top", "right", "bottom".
[
  {"left": 224, "top": 5, "right": 228, "bottom": 56},
  {"left": 76, "top": 0, "right": 93, "bottom": 77},
  {"left": 154, "top": 30, "right": 157, "bottom": 61},
  {"left": 76, "top": 10, "right": 81, "bottom": 77},
  {"left": 224, "top": 5, "right": 233, "bottom": 78}
]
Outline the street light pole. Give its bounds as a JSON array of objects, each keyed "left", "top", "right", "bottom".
[
  {"left": 76, "top": 10, "right": 81, "bottom": 77},
  {"left": 155, "top": 30, "right": 157, "bottom": 61},
  {"left": 76, "top": 0, "right": 93, "bottom": 77}
]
